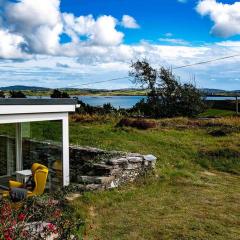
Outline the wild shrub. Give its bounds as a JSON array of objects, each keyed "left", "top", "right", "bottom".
[
  {"left": 76, "top": 100, "right": 118, "bottom": 115},
  {"left": 50, "top": 89, "right": 70, "bottom": 98},
  {"left": 9, "top": 91, "right": 26, "bottom": 98},
  {"left": 70, "top": 113, "right": 116, "bottom": 123},
  {"left": 198, "top": 147, "right": 240, "bottom": 174},
  {"left": 116, "top": 118, "right": 157, "bottom": 130}
]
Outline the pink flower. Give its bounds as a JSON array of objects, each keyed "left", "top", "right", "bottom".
[
  {"left": 47, "top": 223, "right": 57, "bottom": 234},
  {"left": 48, "top": 223, "right": 55, "bottom": 231},
  {"left": 18, "top": 213, "right": 26, "bottom": 221},
  {"left": 4, "top": 230, "right": 12, "bottom": 240}
]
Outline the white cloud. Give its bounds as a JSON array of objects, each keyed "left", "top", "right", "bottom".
[
  {"left": 196, "top": 0, "right": 240, "bottom": 37},
  {"left": 4, "top": 0, "right": 63, "bottom": 54},
  {"left": 0, "top": 29, "right": 27, "bottom": 59},
  {"left": 62, "top": 14, "right": 124, "bottom": 46},
  {"left": 121, "top": 15, "right": 140, "bottom": 29},
  {"left": 0, "top": 0, "right": 239, "bottom": 90},
  {"left": 216, "top": 40, "right": 240, "bottom": 47},
  {"left": 90, "top": 15, "right": 124, "bottom": 45},
  {"left": 159, "top": 38, "right": 189, "bottom": 45},
  {"left": 0, "top": 0, "right": 126, "bottom": 59},
  {"left": 0, "top": 41, "right": 239, "bottom": 90}
]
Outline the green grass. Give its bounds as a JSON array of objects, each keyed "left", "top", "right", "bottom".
[
  {"left": 198, "top": 108, "right": 236, "bottom": 117},
  {"left": 69, "top": 116, "right": 240, "bottom": 239},
  {"left": 73, "top": 173, "right": 240, "bottom": 240},
  {"left": 0, "top": 113, "right": 239, "bottom": 239}
]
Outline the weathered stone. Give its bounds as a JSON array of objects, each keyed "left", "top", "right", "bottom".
[
  {"left": 108, "top": 158, "right": 128, "bottom": 165},
  {"left": 124, "top": 163, "right": 141, "bottom": 170},
  {"left": 73, "top": 183, "right": 103, "bottom": 191},
  {"left": 127, "top": 156, "right": 143, "bottom": 163},
  {"left": 126, "top": 153, "right": 142, "bottom": 157},
  {"left": 93, "top": 163, "right": 114, "bottom": 175},
  {"left": 143, "top": 154, "right": 157, "bottom": 168},
  {"left": 85, "top": 184, "right": 104, "bottom": 191},
  {"left": 110, "top": 168, "right": 122, "bottom": 175},
  {"left": 77, "top": 176, "right": 97, "bottom": 184},
  {"left": 109, "top": 179, "right": 120, "bottom": 188},
  {"left": 96, "top": 176, "right": 115, "bottom": 184},
  {"left": 78, "top": 175, "right": 115, "bottom": 184},
  {"left": 143, "top": 154, "right": 157, "bottom": 161}
]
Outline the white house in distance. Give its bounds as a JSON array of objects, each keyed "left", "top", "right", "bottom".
[{"left": 0, "top": 99, "right": 76, "bottom": 191}]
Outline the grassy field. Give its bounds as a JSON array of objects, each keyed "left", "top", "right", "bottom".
[
  {"left": 68, "top": 113, "right": 240, "bottom": 239},
  {"left": 13, "top": 89, "right": 147, "bottom": 97},
  {"left": 0, "top": 110, "right": 238, "bottom": 239}
]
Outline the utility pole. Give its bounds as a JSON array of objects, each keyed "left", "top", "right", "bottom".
[{"left": 236, "top": 96, "right": 239, "bottom": 115}]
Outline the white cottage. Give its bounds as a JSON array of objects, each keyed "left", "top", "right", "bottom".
[{"left": 0, "top": 99, "right": 76, "bottom": 191}]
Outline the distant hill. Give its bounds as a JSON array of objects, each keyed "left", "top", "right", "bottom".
[
  {"left": 0, "top": 85, "right": 50, "bottom": 91},
  {"left": 0, "top": 86, "right": 239, "bottom": 96},
  {"left": 200, "top": 88, "right": 240, "bottom": 95}
]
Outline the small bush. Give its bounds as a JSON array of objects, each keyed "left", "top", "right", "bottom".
[
  {"left": 9, "top": 91, "right": 26, "bottom": 98},
  {"left": 50, "top": 89, "right": 70, "bottom": 98},
  {"left": 116, "top": 118, "right": 157, "bottom": 130},
  {"left": 70, "top": 113, "right": 116, "bottom": 123},
  {"left": 208, "top": 127, "right": 236, "bottom": 137},
  {"left": 198, "top": 147, "right": 240, "bottom": 174}
]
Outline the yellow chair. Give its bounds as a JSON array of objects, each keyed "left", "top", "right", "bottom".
[{"left": 6, "top": 163, "right": 49, "bottom": 197}]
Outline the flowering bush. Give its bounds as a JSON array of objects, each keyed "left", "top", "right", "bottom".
[{"left": 0, "top": 196, "right": 79, "bottom": 240}]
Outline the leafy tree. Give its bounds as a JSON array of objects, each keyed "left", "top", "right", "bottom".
[
  {"left": 0, "top": 91, "right": 5, "bottom": 98},
  {"left": 50, "top": 89, "right": 70, "bottom": 98},
  {"left": 9, "top": 90, "right": 26, "bottom": 98},
  {"left": 129, "top": 60, "right": 205, "bottom": 118},
  {"left": 102, "top": 103, "right": 115, "bottom": 114},
  {"left": 75, "top": 100, "right": 117, "bottom": 115}
]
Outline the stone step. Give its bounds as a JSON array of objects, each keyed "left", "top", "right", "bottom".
[
  {"left": 77, "top": 175, "right": 115, "bottom": 185},
  {"left": 107, "top": 158, "right": 128, "bottom": 166},
  {"left": 74, "top": 183, "right": 104, "bottom": 191},
  {"left": 92, "top": 163, "right": 114, "bottom": 176}
]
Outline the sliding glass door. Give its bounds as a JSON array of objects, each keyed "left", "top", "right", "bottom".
[{"left": 0, "top": 124, "right": 16, "bottom": 186}]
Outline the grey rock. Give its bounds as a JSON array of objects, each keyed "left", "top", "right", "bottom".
[
  {"left": 108, "top": 158, "right": 128, "bottom": 165},
  {"left": 143, "top": 154, "right": 157, "bottom": 161},
  {"left": 124, "top": 163, "right": 141, "bottom": 170},
  {"left": 127, "top": 156, "right": 143, "bottom": 163},
  {"left": 78, "top": 175, "right": 115, "bottom": 184}
]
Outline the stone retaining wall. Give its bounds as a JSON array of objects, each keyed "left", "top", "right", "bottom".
[
  {"left": 0, "top": 136, "right": 157, "bottom": 191},
  {"left": 70, "top": 147, "right": 156, "bottom": 191}
]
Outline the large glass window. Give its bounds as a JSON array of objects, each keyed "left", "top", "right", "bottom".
[
  {"left": 22, "top": 120, "right": 63, "bottom": 191},
  {"left": 0, "top": 121, "right": 63, "bottom": 191}
]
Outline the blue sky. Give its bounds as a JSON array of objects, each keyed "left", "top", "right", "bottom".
[
  {"left": 0, "top": 0, "right": 240, "bottom": 90},
  {"left": 61, "top": 0, "right": 240, "bottom": 44}
]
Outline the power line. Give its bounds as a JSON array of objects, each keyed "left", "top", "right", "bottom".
[
  {"left": 70, "top": 53, "right": 240, "bottom": 87},
  {"left": 173, "top": 53, "right": 240, "bottom": 69},
  {"left": 69, "top": 76, "right": 131, "bottom": 87}
]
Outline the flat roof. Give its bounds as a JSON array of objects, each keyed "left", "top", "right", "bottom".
[{"left": 0, "top": 98, "right": 77, "bottom": 105}]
